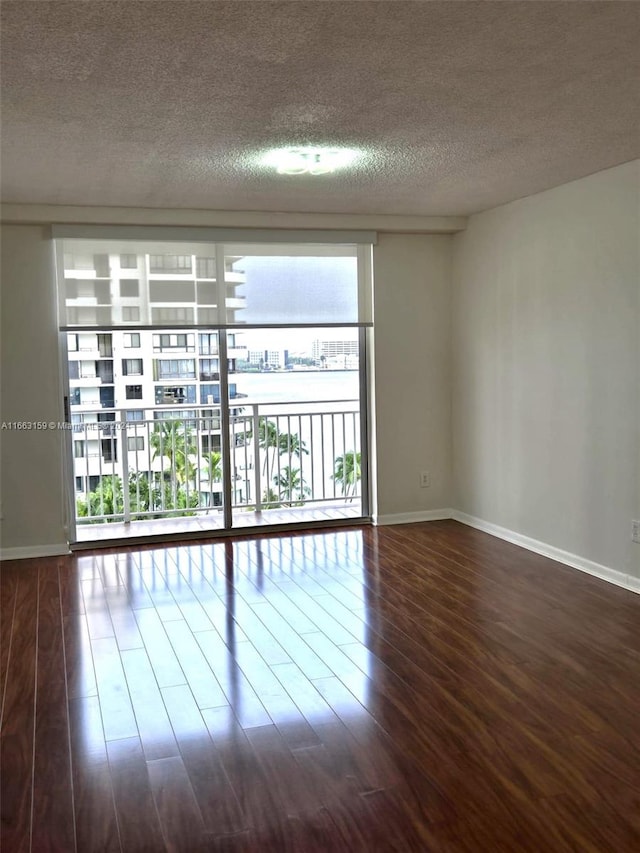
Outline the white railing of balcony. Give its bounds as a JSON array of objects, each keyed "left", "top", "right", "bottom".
[
  {"left": 72, "top": 401, "right": 361, "bottom": 525},
  {"left": 229, "top": 402, "right": 361, "bottom": 513}
]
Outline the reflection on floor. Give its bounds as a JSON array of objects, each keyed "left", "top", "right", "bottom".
[
  {"left": 75, "top": 503, "right": 363, "bottom": 543},
  {"left": 2, "top": 521, "right": 640, "bottom": 851}
]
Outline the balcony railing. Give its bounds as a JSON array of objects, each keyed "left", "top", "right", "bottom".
[
  {"left": 72, "top": 401, "right": 362, "bottom": 526},
  {"left": 69, "top": 373, "right": 114, "bottom": 385}
]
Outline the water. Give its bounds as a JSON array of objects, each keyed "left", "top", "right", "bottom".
[
  {"left": 233, "top": 369, "right": 359, "bottom": 406},
  {"left": 228, "top": 369, "right": 362, "bottom": 504}
]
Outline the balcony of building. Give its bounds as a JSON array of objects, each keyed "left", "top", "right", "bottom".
[{"left": 72, "top": 401, "right": 364, "bottom": 545}]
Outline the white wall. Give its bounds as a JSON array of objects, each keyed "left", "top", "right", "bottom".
[
  {"left": 373, "top": 233, "right": 453, "bottom": 519},
  {"left": 5, "top": 164, "right": 637, "bottom": 582},
  {"left": 0, "top": 225, "right": 69, "bottom": 554},
  {"left": 0, "top": 221, "right": 455, "bottom": 552},
  {"left": 452, "top": 161, "right": 640, "bottom": 580}
]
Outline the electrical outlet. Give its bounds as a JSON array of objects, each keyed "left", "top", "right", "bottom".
[
  {"left": 420, "top": 471, "right": 431, "bottom": 488},
  {"left": 632, "top": 520, "right": 640, "bottom": 544}
]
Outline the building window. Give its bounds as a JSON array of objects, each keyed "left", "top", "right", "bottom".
[
  {"left": 93, "top": 254, "right": 110, "bottom": 277},
  {"left": 96, "top": 361, "right": 114, "bottom": 383},
  {"left": 197, "top": 308, "right": 218, "bottom": 323},
  {"left": 125, "top": 410, "right": 144, "bottom": 421},
  {"left": 126, "top": 385, "right": 143, "bottom": 400},
  {"left": 120, "top": 280, "right": 139, "bottom": 297},
  {"left": 200, "top": 384, "right": 221, "bottom": 404},
  {"left": 75, "top": 476, "right": 83, "bottom": 491},
  {"left": 67, "top": 333, "right": 78, "bottom": 352},
  {"left": 97, "top": 413, "right": 116, "bottom": 435},
  {"left": 199, "top": 333, "right": 218, "bottom": 355},
  {"left": 99, "top": 387, "right": 115, "bottom": 408},
  {"left": 74, "top": 441, "right": 85, "bottom": 459},
  {"left": 123, "top": 333, "right": 140, "bottom": 348},
  {"left": 152, "top": 333, "right": 195, "bottom": 352},
  {"left": 201, "top": 434, "right": 221, "bottom": 454},
  {"left": 149, "top": 254, "right": 192, "bottom": 273},
  {"left": 196, "top": 257, "right": 216, "bottom": 278},
  {"left": 198, "top": 383, "right": 237, "bottom": 403},
  {"left": 70, "top": 388, "right": 81, "bottom": 406},
  {"left": 154, "top": 385, "right": 196, "bottom": 405},
  {"left": 101, "top": 439, "right": 117, "bottom": 462},
  {"left": 122, "top": 306, "right": 140, "bottom": 322},
  {"left": 151, "top": 307, "right": 195, "bottom": 324},
  {"left": 127, "top": 436, "right": 145, "bottom": 451},
  {"left": 120, "top": 254, "right": 137, "bottom": 269},
  {"left": 97, "top": 334, "right": 112, "bottom": 357},
  {"left": 199, "top": 358, "right": 219, "bottom": 380},
  {"left": 122, "top": 359, "right": 143, "bottom": 376},
  {"left": 154, "top": 359, "right": 195, "bottom": 380},
  {"left": 204, "top": 492, "right": 223, "bottom": 508},
  {"left": 68, "top": 361, "right": 79, "bottom": 380},
  {"left": 154, "top": 410, "right": 196, "bottom": 421}
]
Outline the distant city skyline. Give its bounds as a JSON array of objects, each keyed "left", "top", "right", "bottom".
[{"left": 235, "top": 327, "right": 358, "bottom": 356}]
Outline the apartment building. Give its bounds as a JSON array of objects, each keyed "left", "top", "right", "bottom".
[
  {"left": 64, "top": 249, "right": 248, "bottom": 502},
  {"left": 311, "top": 338, "right": 359, "bottom": 368},
  {"left": 246, "top": 349, "right": 289, "bottom": 369}
]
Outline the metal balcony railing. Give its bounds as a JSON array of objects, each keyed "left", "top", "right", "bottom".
[{"left": 72, "top": 401, "right": 361, "bottom": 525}]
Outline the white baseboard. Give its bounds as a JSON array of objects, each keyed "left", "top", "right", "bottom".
[
  {"left": 1, "top": 513, "right": 637, "bottom": 596},
  {"left": 451, "top": 510, "right": 640, "bottom": 595},
  {"left": 375, "top": 509, "right": 454, "bottom": 526},
  {"left": 0, "top": 544, "right": 71, "bottom": 561}
]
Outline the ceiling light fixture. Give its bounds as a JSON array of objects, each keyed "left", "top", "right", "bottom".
[{"left": 263, "top": 146, "right": 360, "bottom": 175}]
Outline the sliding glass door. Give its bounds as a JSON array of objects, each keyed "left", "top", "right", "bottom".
[
  {"left": 225, "top": 326, "right": 366, "bottom": 528},
  {"left": 55, "top": 230, "right": 373, "bottom": 543}
]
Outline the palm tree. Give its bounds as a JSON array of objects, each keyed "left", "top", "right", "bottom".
[
  {"left": 202, "top": 450, "right": 222, "bottom": 511},
  {"left": 241, "top": 418, "right": 310, "bottom": 495},
  {"left": 203, "top": 450, "right": 222, "bottom": 483},
  {"left": 150, "top": 473, "right": 177, "bottom": 515},
  {"left": 77, "top": 475, "right": 124, "bottom": 522},
  {"left": 242, "top": 418, "right": 309, "bottom": 477},
  {"left": 241, "top": 417, "right": 279, "bottom": 476},
  {"left": 258, "top": 418, "right": 280, "bottom": 476},
  {"left": 275, "top": 466, "right": 310, "bottom": 506},
  {"left": 277, "top": 431, "right": 309, "bottom": 460},
  {"left": 332, "top": 451, "right": 361, "bottom": 501},
  {"left": 261, "top": 487, "right": 281, "bottom": 509},
  {"left": 128, "top": 471, "right": 150, "bottom": 518},
  {"left": 150, "top": 420, "right": 196, "bottom": 486}
]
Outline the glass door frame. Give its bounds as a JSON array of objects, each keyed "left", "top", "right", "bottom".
[{"left": 58, "top": 240, "right": 373, "bottom": 546}]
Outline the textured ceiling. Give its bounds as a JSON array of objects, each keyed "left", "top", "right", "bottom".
[{"left": 1, "top": 1, "right": 639, "bottom": 216}]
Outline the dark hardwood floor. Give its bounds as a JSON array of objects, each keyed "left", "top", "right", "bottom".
[{"left": 2, "top": 520, "right": 640, "bottom": 852}]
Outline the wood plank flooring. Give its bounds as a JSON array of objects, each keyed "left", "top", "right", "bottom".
[{"left": 2, "top": 520, "right": 640, "bottom": 851}]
